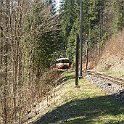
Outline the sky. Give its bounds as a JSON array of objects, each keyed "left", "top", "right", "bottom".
[{"left": 55, "top": 0, "right": 61, "bottom": 9}]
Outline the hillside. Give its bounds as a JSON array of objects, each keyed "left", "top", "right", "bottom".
[
  {"left": 95, "top": 30, "right": 124, "bottom": 78},
  {"left": 30, "top": 71, "right": 124, "bottom": 124}
]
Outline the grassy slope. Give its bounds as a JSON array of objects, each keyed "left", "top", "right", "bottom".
[
  {"left": 95, "top": 30, "right": 124, "bottom": 79},
  {"left": 34, "top": 71, "right": 124, "bottom": 124}
]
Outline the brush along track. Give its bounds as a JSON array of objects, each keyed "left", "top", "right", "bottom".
[
  {"left": 22, "top": 70, "right": 69, "bottom": 124},
  {"left": 85, "top": 70, "right": 124, "bottom": 103}
]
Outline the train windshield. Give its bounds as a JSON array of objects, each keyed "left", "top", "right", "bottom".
[{"left": 56, "top": 59, "right": 69, "bottom": 63}]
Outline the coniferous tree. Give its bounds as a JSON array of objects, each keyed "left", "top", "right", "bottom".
[
  {"left": 59, "top": 0, "right": 124, "bottom": 63},
  {"left": 60, "top": 0, "right": 77, "bottom": 56}
]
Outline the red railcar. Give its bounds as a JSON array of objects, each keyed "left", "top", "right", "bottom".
[{"left": 56, "top": 58, "right": 71, "bottom": 69}]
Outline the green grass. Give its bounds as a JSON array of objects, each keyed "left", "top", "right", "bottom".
[
  {"left": 99, "top": 69, "right": 124, "bottom": 79},
  {"left": 106, "top": 71, "right": 124, "bottom": 79},
  {"left": 34, "top": 71, "right": 124, "bottom": 124}
]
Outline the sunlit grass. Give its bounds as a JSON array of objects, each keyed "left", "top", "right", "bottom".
[
  {"left": 100, "top": 69, "right": 124, "bottom": 79},
  {"left": 35, "top": 71, "right": 124, "bottom": 124}
]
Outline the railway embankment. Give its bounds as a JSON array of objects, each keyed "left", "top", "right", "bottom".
[
  {"left": 88, "top": 30, "right": 124, "bottom": 105},
  {"left": 86, "top": 71, "right": 124, "bottom": 104},
  {"left": 28, "top": 71, "right": 124, "bottom": 124},
  {"left": 95, "top": 30, "right": 124, "bottom": 79}
]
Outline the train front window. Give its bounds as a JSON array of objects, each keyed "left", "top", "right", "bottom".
[{"left": 56, "top": 59, "right": 69, "bottom": 63}]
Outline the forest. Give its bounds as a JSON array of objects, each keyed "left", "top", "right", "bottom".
[{"left": 0, "top": 0, "right": 124, "bottom": 123}]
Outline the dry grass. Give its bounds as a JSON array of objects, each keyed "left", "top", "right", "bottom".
[{"left": 95, "top": 30, "right": 124, "bottom": 78}]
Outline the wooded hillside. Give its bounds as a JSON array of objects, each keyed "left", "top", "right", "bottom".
[
  {"left": 60, "top": 0, "right": 124, "bottom": 62},
  {"left": 0, "top": 0, "right": 63, "bottom": 123},
  {"left": 0, "top": 0, "right": 124, "bottom": 123}
]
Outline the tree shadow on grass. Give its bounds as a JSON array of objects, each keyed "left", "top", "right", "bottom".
[
  {"left": 57, "top": 74, "right": 75, "bottom": 84},
  {"left": 34, "top": 95, "right": 124, "bottom": 124}
]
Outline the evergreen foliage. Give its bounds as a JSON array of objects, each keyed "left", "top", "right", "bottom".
[
  {"left": 60, "top": 0, "right": 78, "bottom": 58},
  {"left": 0, "top": 0, "right": 124, "bottom": 123},
  {"left": 60, "top": 0, "right": 124, "bottom": 62},
  {"left": 23, "top": 0, "right": 63, "bottom": 72}
]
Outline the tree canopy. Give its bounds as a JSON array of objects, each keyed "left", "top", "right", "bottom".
[{"left": 59, "top": 0, "right": 124, "bottom": 61}]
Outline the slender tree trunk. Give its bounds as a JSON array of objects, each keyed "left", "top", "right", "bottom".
[{"left": 85, "top": 39, "right": 88, "bottom": 70}]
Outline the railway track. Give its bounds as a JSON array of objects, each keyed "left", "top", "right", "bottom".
[
  {"left": 87, "top": 70, "right": 124, "bottom": 87},
  {"left": 85, "top": 70, "right": 124, "bottom": 103}
]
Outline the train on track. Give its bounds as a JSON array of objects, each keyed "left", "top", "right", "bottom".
[{"left": 56, "top": 58, "right": 71, "bottom": 69}]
